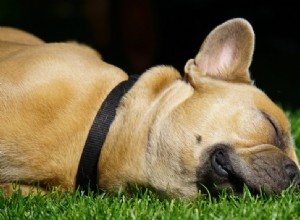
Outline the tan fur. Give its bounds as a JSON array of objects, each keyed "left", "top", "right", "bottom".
[{"left": 0, "top": 19, "right": 299, "bottom": 198}]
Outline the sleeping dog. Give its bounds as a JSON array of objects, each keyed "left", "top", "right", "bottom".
[{"left": 0, "top": 18, "right": 299, "bottom": 198}]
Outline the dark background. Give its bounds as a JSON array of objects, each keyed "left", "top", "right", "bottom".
[{"left": 1, "top": 0, "right": 300, "bottom": 108}]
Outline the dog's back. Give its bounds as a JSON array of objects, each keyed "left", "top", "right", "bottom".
[{"left": 0, "top": 27, "right": 44, "bottom": 45}]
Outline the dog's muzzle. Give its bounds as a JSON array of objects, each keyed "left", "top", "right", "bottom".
[{"left": 197, "top": 144, "right": 300, "bottom": 196}]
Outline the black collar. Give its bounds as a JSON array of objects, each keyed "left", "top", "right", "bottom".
[{"left": 76, "top": 75, "right": 138, "bottom": 193}]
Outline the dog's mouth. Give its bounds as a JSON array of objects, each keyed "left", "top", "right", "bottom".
[{"left": 197, "top": 144, "right": 300, "bottom": 196}]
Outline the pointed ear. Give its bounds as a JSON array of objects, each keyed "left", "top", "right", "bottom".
[{"left": 184, "top": 18, "right": 254, "bottom": 85}]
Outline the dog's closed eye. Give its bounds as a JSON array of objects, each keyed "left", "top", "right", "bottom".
[{"left": 262, "top": 112, "right": 284, "bottom": 149}]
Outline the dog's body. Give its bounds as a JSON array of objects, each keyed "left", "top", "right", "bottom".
[{"left": 0, "top": 19, "right": 299, "bottom": 198}]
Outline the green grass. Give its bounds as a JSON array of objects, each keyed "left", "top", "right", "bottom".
[
  {"left": 1, "top": 188, "right": 300, "bottom": 220},
  {"left": 287, "top": 109, "right": 300, "bottom": 157},
  {"left": 1, "top": 110, "right": 300, "bottom": 220}
]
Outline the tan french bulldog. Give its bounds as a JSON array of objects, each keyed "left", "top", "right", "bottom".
[{"left": 0, "top": 18, "right": 299, "bottom": 199}]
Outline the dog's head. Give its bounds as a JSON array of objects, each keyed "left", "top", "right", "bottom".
[{"left": 145, "top": 18, "right": 300, "bottom": 198}]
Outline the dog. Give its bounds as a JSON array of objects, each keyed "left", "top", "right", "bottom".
[{"left": 0, "top": 18, "right": 299, "bottom": 199}]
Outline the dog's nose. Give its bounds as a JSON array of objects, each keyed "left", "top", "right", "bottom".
[
  {"left": 285, "top": 163, "right": 300, "bottom": 184},
  {"left": 211, "top": 149, "right": 233, "bottom": 177}
]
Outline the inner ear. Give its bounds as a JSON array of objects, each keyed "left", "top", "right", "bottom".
[{"left": 185, "top": 18, "right": 255, "bottom": 85}]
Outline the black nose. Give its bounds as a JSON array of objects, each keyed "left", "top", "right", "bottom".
[
  {"left": 285, "top": 163, "right": 300, "bottom": 184},
  {"left": 211, "top": 149, "right": 233, "bottom": 177}
]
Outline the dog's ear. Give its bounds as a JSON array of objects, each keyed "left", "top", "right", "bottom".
[{"left": 184, "top": 18, "right": 254, "bottom": 85}]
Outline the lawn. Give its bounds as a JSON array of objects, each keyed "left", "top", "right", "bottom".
[{"left": 1, "top": 110, "right": 300, "bottom": 220}]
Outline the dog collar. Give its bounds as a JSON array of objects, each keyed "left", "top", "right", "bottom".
[{"left": 76, "top": 75, "right": 139, "bottom": 193}]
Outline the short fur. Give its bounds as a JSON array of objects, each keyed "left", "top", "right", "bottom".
[{"left": 0, "top": 19, "right": 299, "bottom": 198}]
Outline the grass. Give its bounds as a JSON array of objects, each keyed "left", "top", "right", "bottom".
[
  {"left": 1, "top": 109, "right": 300, "bottom": 220},
  {"left": 287, "top": 109, "right": 300, "bottom": 157},
  {"left": 1, "top": 187, "right": 300, "bottom": 220}
]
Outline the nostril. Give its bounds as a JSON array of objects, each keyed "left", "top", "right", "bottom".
[
  {"left": 285, "top": 164, "right": 300, "bottom": 183},
  {"left": 211, "top": 149, "right": 232, "bottom": 177}
]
